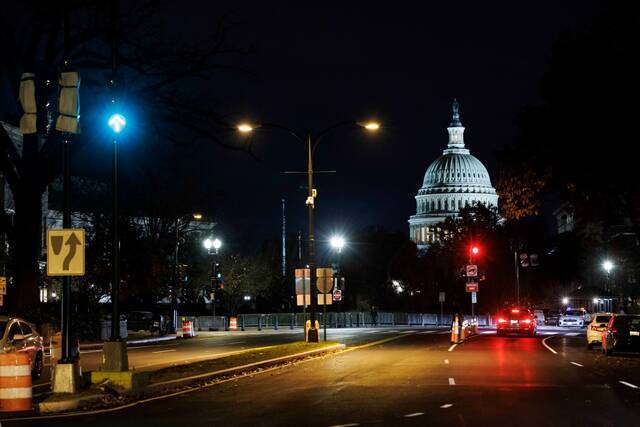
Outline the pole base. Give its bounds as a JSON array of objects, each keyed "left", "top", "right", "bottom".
[
  {"left": 102, "top": 341, "right": 129, "bottom": 372},
  {"left": 52, "top": 362, "right": 80, "bottom": 394},
  {"left": 305, "top": 320, "right": 320, "bottom": 342}
]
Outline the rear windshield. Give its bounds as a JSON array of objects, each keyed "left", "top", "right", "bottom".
[
  {"left": 564, "top": 310, "right": 583, "bottom": 316},
  {"left": 595, "top": 316, "right": 611, "bottom": 323},
  {"left": 613, "top": 316, "right": 640, "bottom": 328},
  {"left": 499, "top": 310, "right": 532, "bottom": 319}
]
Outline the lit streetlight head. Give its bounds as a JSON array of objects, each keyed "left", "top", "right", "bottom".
[
  {"left": 362, "top": 121, "right": 380, "bottom": 131},
  {"left": 203, "top": 238, "right": 213, "bottom": 250},
  {"left": 108, "top": 113, "right": 126, "bottom": 134},
  {"left": 192, "top": 213, "right": 203, "bottom": 220},
  {"left": 602, "top": 260, "right": 614, "bottom": 274},
  {"left": 213, "top": 238, "right": 222, "bottom": 250},
  {"left": 330, "top": 236, "right": 346, "bottom": 251},
  {"left": 237, "top": 123, "right": 254, "bottom": 133},
  {"left": 593, "top": 298, "right": 600, "bottom": 304},
  {"left": 562, "top": 297, "right": 569, "bottom": 305}
]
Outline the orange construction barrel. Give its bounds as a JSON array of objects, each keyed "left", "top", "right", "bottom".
[{"left": 0, "top": 352, "right": 32, "bottom": 412}]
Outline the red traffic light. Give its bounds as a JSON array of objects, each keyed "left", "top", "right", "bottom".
[{"left": 471, "top": 246, "right": 480, "bottom": 255}]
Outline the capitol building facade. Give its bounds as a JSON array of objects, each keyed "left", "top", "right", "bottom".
[{"left": 408, "top": 100, "right": 498, "bottom": 248}]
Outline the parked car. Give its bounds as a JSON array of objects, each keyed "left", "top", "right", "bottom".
[
  {"left": 602, "top": 314, "right": 640, "bottom": 355},
  {"left": 0, "top": 316, "right": 44, "bottom": 379},
  {"left": 559, "top": 309, "right": 590, "bottom": 327},
  {"left": 544, "top": 310, "right": 560, "bottom": 326},
  {"left": 126, "top": 311, "right": 167, "bottom": 335},
  {"left": 496, "top": 307, "right": 537, "bottom": 337},
  {"left": 533, "top": 309, "right": 545, "bottom": 325},
  {"left": 586, "top": 313, "right": 613, "bottom": 349}
]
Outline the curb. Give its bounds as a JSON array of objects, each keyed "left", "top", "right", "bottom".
[
  {"left": 38, "top": 392, "right": 104, "bottom": 413},
  {"left": 146, "top": 343, "right": 346, "bottom": 392}
]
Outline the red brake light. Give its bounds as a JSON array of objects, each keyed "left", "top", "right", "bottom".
[
  {"left": 498, "top": 318, "right": 507, "bottom": 323},
  {"left": 522, "top": 319, "right": 531, "bottom": 324},
  {"left": 511, "top": 309, "right": 520, "bottom": 313}
]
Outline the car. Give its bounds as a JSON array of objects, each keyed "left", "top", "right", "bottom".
[
  {"left": 0, "top": 316, "right": 45, "bottom": 379},
  {"left": 533, "top": 309, "right": 545, "bottom": 325},
  {"left": 586, "top": 312, "right": 613, "bottom": 349},
  {"left": 559, "top": 309, "right": 590, "bottom": 327},
  {"left": 602, "top": 314, "right": 640, "bottom": 355},
  {"left": 126, "top": 311, "right": 168, "bottom": 335},
  {"left": 496, "top": 308, "right": 537, "bottom": 337},
  {"left": 544, "top": 309, "right": 560, "bottom": 326}
]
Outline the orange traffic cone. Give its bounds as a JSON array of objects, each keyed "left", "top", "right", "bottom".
[{"left": 450, "top": 315, "right": 460, "bottom": 344}]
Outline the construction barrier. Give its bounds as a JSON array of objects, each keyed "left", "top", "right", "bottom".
[
  {"left": 182, "top": 320, "right": 196, "bottom": 338},
  {"left": 0, "top": 352, "right": 32, "bottom": 412},
  {"left": 229, "top": 317, "right": 238, "bottom": 331}
]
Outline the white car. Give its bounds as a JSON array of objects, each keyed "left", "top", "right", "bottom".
[
  {"left": 559, "top": 309, "right": 590, "bottom": 327},
  {"left": 587, "top": 313, "right": 613, "bottom": 349}
]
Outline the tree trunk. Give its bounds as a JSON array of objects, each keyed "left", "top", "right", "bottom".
[{"left": 8, "top": 182, "right": 43, "bottom": 313}]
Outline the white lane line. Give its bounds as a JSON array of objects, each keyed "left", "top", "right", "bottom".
[
  {"left": 619, "top": 380, "right": 640, "bottom": 389},
  {"left": 401, "top": 330, "right": 415, "bottom": 334},
  {"left": 152, "top": 349, "right": 177, "bottom": 354},
  {"left": 448, "top": 377, "right": 456, "bottom": 386},
  {"left": 448, "top": 344, "right": 457, "bottom": 352},
  {"left": 440, "top": 404, "right": 453, "bottom": 409},
  {"left": 444, "top": 359, "right": 449, "bottom": 364},
  {"left": 570, "top": 362, "right": 584, "bottom": 367},
  {"left": 404, "top": 412, "right": 424, "bottom": 418},
  {"left": 542, "top": 335, "right": 558, "bottom": 354},
  {"left": 365, "top": 330, "right": 379, "bottom": 334}
]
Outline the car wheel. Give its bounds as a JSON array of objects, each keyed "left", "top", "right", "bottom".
[{"left": 32, "top": 352, "right": 43, "bottom": 380}]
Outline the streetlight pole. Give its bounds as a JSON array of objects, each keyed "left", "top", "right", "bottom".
[
  {"left": 236, "top": 120, "right": 380, "bottom": 343},
  {"left": 171, "top": 219, "right": 179, "bottom": 334},
  {"left": 111, "top": 134, "right": 120, "bottom": 342}
]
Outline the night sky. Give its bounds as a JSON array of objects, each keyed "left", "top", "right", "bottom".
[{"left": 86, "top": 1, "right": 602, "bottom": 249}]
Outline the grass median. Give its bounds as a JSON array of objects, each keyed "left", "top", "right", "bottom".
[{"left": 147, "top": 341, "right": 340, "bottom": 385}]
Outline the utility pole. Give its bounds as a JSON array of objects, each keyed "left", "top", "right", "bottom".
[{"left": 306, "top": 135, "right": 319, "bottom": 342}]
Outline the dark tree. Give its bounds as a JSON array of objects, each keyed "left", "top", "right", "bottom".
[{"left": 0, "top": 1, "right": 250, "bottom": 311}]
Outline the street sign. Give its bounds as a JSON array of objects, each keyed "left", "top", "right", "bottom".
[
  {"left": 316, "top": 268, "right": 333, "bottom": 293},
  {"left": 471, "top": 291, "right": 477, "bottom": 304},
  {"left": 295, "top": 268, "right": 311, "bottom": 295},
  {"left": 296, "top": 294, "right": 310, "bottom": 306},
  {"left": 466, "top": 282, "right": 479, "bottom": 292},
  {"left": 519, "top": 253, "right": 529, "bottom": 267},
  {"left": 466, "top": 265, "right": 478, "bottom": 277},
  {"left": 0, "top": 276, "right": 6, "bottom": 295},
  {"left": 333, "top": 288, "right": 342, "bottom": 302},
  {"left": 47, "top": 229, "right": 85, "bottom": 276},
  {"left": 439, "top": 291, "right": 445, "bottom": 302},
  {"left": 317, "top": 293, "right": 333, "bottom": 305}
]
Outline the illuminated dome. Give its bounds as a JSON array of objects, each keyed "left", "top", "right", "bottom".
[{"left": 409, "top": 99, "right": 498, "bottom": 247}]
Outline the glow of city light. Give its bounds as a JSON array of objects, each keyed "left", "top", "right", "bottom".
[
  {"left": 108, "top": 113, "right": 126, "bottom": 134},
  {"left": 237, "top": 123, "right": 254, "bottom": 133},
  {"left": 602, "top": 260, "right": 614, "bottom": 274}
]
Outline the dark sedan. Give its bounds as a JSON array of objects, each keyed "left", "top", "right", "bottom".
[{"left": 602, "top": 314, "right": 640, "bottom": 355}]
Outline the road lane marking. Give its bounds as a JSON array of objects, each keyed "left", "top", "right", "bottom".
[
  {"left": 619, "top": 381, "right": 639, "bottom": 389},
  {"left": 448, "top": 377, "right": 456, "bottom": 386},
  {"left": 444, "top": 359, "right": 449, "bottom": 364},
  {"left": 404, "top": 412, "right": 424, "bottom": 418},
  {"left": 152, "top": 349, "right": 177, "bottom": 354},
  {"left": 448, "top": 344, "right": 457, "bottom": 352},
  {"left": 419, "top": 330, "right": 437, "bottom": 334},
  {"left": 440, "top": 404, "right": 453, "bottom": 409},
  {"left": 542, "top": 335, "right": 558, "bottom": 354},
  {"left": 401, "top": 330, "right": 415, "bottom": 334},
  {"left": 570, "top": 362, "right": 584, "bottom": 367}
]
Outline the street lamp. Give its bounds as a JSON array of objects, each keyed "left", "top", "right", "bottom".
[
  {"left": 602, "top": 260, "right": 614, "bottom": 292},
  {"left": 238, "top": 120, "right": 379, "bottom": 342},
  {"left": 204, "top": 237, "right": 222, "bottom": 318},
  {"left": 562, "top": 297, "right": 569, "bottom": 305},
  {"left": 330, "top": 235, "right": 346, "bottom": 330},
  {"left": 330, "top": 236, "right": 346, "bottom": 253},
  {"left": 170, "top": 212, "right": 204, "bottom": 334}
]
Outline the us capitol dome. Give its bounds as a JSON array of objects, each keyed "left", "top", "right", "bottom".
[{"left": 409, "top": 99, "right": 498, "bottom": 247}]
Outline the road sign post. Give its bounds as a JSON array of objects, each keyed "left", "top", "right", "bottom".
[{"left": 316, "top": 268, "right": 333, "bottom": 341}]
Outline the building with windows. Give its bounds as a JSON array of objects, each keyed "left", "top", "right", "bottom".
[{"left": 408, "top": 100, "right": 498, "bottom": 248}]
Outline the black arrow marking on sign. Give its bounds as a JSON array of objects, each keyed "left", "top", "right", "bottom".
[{"left": 63, "top": 233, "right": 81, "bottom": 270}]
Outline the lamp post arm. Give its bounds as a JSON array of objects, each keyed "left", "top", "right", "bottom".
[
  {"left": 312, "top": 120, "right": 360, "bottom": 152},
  {"left": 257, "top": 123, "right": 305, "bottom": 145}
]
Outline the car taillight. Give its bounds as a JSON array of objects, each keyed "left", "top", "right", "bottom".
[
  {"left": 611, "top": 328, "right": 617, "bottom": 333},
  {"left": 522, "top": 319, "right": 531, "bottom": 324},
  {"left": 511, "top": 309, "right": 520, "bottom": 314},
  {"left": 498, "top": 318, "right": 507, "bottom": 323}
]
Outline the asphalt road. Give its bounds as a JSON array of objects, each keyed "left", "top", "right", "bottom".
[{"left": 7, "top": 326, "right": 640, "bottom": 426}]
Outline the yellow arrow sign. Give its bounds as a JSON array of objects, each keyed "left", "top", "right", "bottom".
[{"left": 47, "top": 229, "right": 85, "bottom": 276}]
